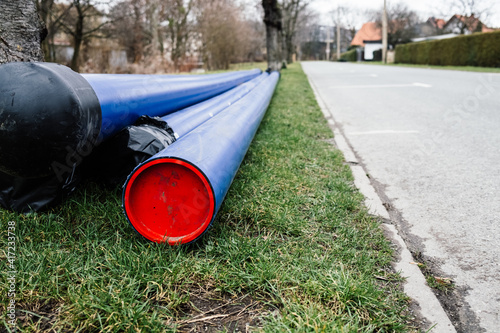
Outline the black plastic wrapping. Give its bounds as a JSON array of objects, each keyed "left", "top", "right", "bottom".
[
  {"left": 0, "top": 167, "right": 80, "bottom": 213},
  {"left": 0, "top": 115, "right": 176, "bottom": 212},
  {"left": 0, "top": 62, "right": 102, "bottom": 179},
  {"left": 82, "top": 115, "right": 176, "bottom": 186}
]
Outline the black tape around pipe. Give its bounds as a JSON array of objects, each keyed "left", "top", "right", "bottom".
[{"left": 0, "top": 62, "right": 102, "bottom": 179}]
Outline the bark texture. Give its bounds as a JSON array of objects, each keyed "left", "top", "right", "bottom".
[
  {"left": 0, "top": 0, "right": 46, "bottom": 64},
  {"left": 262, "top": 0, "right": 282, "bottom": 71}
]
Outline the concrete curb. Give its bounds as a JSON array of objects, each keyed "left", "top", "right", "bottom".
[{"left": 306, "top": 72, "right": 456, "bottom": 333}]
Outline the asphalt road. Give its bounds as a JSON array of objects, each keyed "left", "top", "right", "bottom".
[{"left": 302, "top": 61, "right": 500, "bottom": 332}]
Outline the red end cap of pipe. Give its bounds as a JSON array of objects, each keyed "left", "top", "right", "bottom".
[{"left": 123, "top": 158, "right": 215, "bottom": 245}]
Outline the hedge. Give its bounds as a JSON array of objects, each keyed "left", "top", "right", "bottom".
[
  {"left": 340, "top": 48, "right": 357, "bottom": 62},
  {"left": 395, "top": 31, "right": 500, "bottom": 67}
]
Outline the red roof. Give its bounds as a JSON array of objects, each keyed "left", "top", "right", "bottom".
[
  {"left": 428, "top": 17, "right": 446, "bottom": 30},
  {"left": 445, "top": 14, "right": 493, "bottom": 32},
  {"left": 351, "top": 22, "right": 382, "bottom": 46},
  {"left": 436, "top": 19, "right": 446, "bottom": 29}
]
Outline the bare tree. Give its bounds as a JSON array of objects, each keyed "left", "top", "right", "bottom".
[
  {"left": 35, "top": 0, "right": 57, "bottom": 61},
  {"left": 147, "top": 0, "right": 162, "bottom": 56},
  {"left": 163, "top": 0, "right": 194, "bottom": 70},
  {"left": 58, "top": 0, "right": 111, "bottom": 71},
  {"left": 444, "top": 0, "right": 495, "bottom": 33},
  {"left": 330, "top": 6, "right": 346, "bottom": 59},
  {"left": 371, "top": 3, "right": 420, "bottom": 47},
  {"left": 108, "top": 0, "right": 147, "bottom": 63},
  {"left": 330, "top": 5, "right": 363, "bottom": 47},
  {"left": 0, "top": 0, "right": 46, "bottom": 64},
  {"left": 262, "top": 0, "right": 283, "bottom": 71},
  {"left": 196, "top": 0, "right": 262, "bottom": 70},
  {"left": 243, "top": 19, "right": 266, "bottom": 63},
  {"left": 281, "top": 0, "right": 309, "bottom": 64},
  {"left": 293, "top": 6, "right": 318, "bottom": 60}
]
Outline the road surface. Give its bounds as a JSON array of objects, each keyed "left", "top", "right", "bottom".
[{"left": 302, "top": 61, "right": 500, "bottom": 332}]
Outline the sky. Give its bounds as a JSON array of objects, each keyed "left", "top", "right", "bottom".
[{"left": 310, "top": 0, "right": 500, "bottom": 29}]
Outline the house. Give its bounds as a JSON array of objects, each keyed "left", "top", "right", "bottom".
[
  {"left": 350, "top": 22, "right": 382, "bottom": 60},
  {"left": 428, "top": 17, "right": 446, "bottom": 30},
  {"left": 413, "top": 17, "right": 446, "bottom": 38},
  {"left": 351, "top": 14, "right": 496, "bottom": 61},
  {"left": 443, "top": 14, "right": 495, "bottom": 34},
  {"left": 411, "top": 14, "right": 495, "bottom": 42}
]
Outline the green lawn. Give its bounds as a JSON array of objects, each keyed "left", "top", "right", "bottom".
[
  {"left": 229, "top": 62, "right": 269, "bottom": 72},
  {"left": 1, "top": 63, "right": 414, "bottom": 332}
]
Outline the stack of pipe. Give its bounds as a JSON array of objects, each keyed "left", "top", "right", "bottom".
[
  {"left": 123, "top": 71, "right": 279, "bottom": 244},
  {"left": 0, "top": 62, "right": 279, "bottom": 244},
  {"left": 0, "top": 62, "right": 261, "bottom": 179}
]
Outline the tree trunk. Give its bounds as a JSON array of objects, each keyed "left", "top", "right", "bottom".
[
  {"left": 70, "top": 5, "right": 85, "bottom": 72},
  {"left": 282, "top": 0, "right": 301, "bottom": 65},
  {"left": 36, "top": 0, "right": 56, "bottom": 62},
  {"left": 280, "top": 30, "right": 287, "bottom": 68},
  {"left": 262, "top": 0, "right": 283, "bottom": 71},
  {"left": 71, "top": 35, "right": 83, "bottom": 72},
  {"left": 148, "top": 0, "right": 160, "bottom": 57},
  {"left": 132, "top": 0, "right": 144, "bottom": 63},
  {"left": 285, "top": 33, "right": 294, "bottom": 64},
  {"left": 0, "top": 0, "right": 46, "bottom": 64}
]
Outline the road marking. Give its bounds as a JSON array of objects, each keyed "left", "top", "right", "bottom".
[
  {"left": 413, "top": 82, "right": 432, "bottom": 88},
  {"left": 335, "top": 73, "right": 379, "bottom": 78},
  {"left": 348, "top": 130, "right": 419, "bottom": 135}
]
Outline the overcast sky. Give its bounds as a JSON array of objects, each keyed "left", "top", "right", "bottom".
[{"left": 310, "top": 0, "right": 500, "bottom": 29}]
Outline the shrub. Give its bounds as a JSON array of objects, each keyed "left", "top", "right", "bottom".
[
  {"left": 340, "top": 48, "right": 357, "bottom": 62},
  {"left": 395, "top": 31, "right": 500, "bottom": 67}
]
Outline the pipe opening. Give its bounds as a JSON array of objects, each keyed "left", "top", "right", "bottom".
[{"left": 123, "top": 158, "right": 215, "bottom": 245}]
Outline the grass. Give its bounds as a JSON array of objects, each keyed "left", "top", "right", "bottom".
[
  {"left": 229, "top": 62, "right": 268, "bottom": 72},
  {"left": 358, "top": 61, "right": 500, "bottom": 73},
  {"left": 1, "top": 63, "right": 414, "bottom": 332}
]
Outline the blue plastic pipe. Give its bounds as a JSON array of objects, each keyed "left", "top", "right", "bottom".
[
  {"left": 82, "top": 68, "right": 262, "bottom": 140},
  {"left": 162, "top": 72, "right": 269, "bottom": 138},
  {"left": 0, "top": 62, "right": 261, "bottom": 179},
  {"left": 122, "top": 71, "right": 280, "bottom": 245}
]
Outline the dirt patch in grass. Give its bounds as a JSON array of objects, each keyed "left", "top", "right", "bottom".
[
  {"left": 174, "top": 286, "right": 271, "bottom": 332},
  {"left": 0, "top": 300, "right": 63, "bottom": 333}
]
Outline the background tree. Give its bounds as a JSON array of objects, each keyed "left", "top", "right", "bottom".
[
  {"left": 444, "top": 0, "right": 496, "bottom": 33},
  {"left": 262, "top": 0, "right": 283, "bottom": 71},
  {"left": 196, "top": 0, "right": 263, "bottom": 70},
  {"left": 163, "top": 0, "right": 194, "bottom": 70},
  {"left": 7, "top": 0, "right": 268, "bottom": 73},
  {"left": 35, "top": 0, "right": 58, "bottom": 61},
  {"left": 58, "top": 0, "right": 111, "bottom": 71},
  {"left": 0, "top": 0, "right": 46, "bottom": 64},
  {"left": 109, "top": 0, "right": 147, "bottom": 63},
  {"left": 372, "top": 3, "right": 419, "bottom": 48},
  {"left": 147, "top": 0, "right": 162, "bottom": 57},
  {"left": 330, "top": 5, "right": 362, "bottom": 49},
  {"left": 281, "top": 0, "right": 309, "bottom": 64},
  {"left": 293, "top": 6, "right": 318, "bottom": 60}
]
